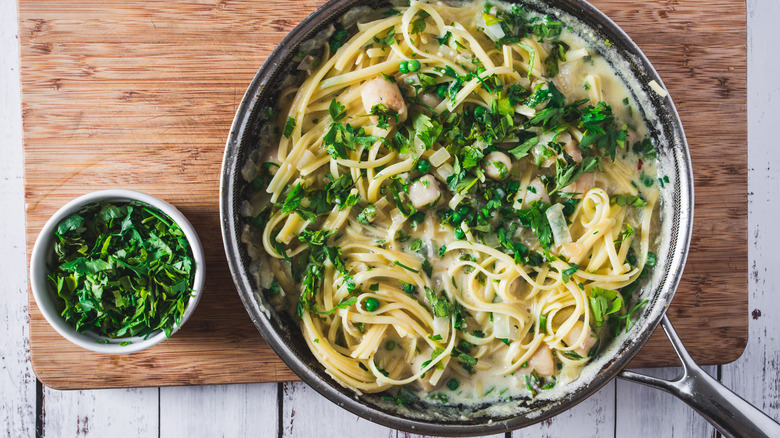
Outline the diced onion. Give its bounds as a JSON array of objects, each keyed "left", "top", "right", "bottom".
[
  {"left": 461, "top": 222, "right": 475, "bottom": 241},
  {"left": 366, "top": 47, "right": 385, "bottom": 58},
  {"left": 297, "top": 149, "right": 317, "bottom": 171},
  {"left": 412, "top": 354, "right": 427, "bottom": 373},
  {"left": 515, "top": 105, "right": 536, "bottom": 117},
  {"left": 557, "top": 363, "right": 582, "bottom": 386},
  {"left": 538, "top": 131, "right": 557, "bottom": 144},
  {"left": 390, "top": 208, "right": 406, "bottom": 224},
  {"left": 585, "top": 74, "right": 602, "bottom": 103},
  {"left": 373, "top": 197, "right": 389, "bottom": 220},
  {"left": 429, "top": 148, "right": 451, "bottom": 167},
  {"left": 413, "top": 135, "right": 425, "bottom": 152},
  {"left": 258, "top": 259, "right": 274, "bottom": 290},
  {"left": 240, "top": 160, "right": 258, "bottom": 183},
  {"left": 566, "top": 48, "right": 588, "bottom": 61},
  {"left": 239, "top": 200, "right": 254, "bottom": 218},
  {"left": 483, "top": 23, "right": 505, "bottom": 41},
  {"left": 438, "top": 45, "right": 456, "bottom": 61},
  {"left": 298, "top": 55, "right": 318, "bottom": 72},
  {"left": 341, "top": 6, "right": 374, "bottom": 29},
  {"left": 493, "top": 313, "right": 517, "bottom": 340},
  {"left": 568, "top": 127, "right": 584, "bottom": 142},
  {"left": 648, "top": 79, "right": 668, "bottom": 97},
  {"left": 482, "top": 231, "right": 500, "bottom": 248},
  {"left": 374, "top": 196, "right": 389, "bottom": 210},
  {"left": 240, "top": 224, "right": 257, "bottom": 245},
  {"left": 546, "top": 203, "right": 572, "bottom": 245},
  {"left": 433, "top": 316, "right": 450, "bottom": 340},
  {"left": 435, "top": 162, "right": 454, "bottom": 181},
  {"left": 428, "top": 366, "right": 446, "bottom": 386},
  {"left": 449, "top": 193, "right": 465, "bottom": 209}
]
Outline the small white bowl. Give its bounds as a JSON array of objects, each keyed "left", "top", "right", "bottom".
[{"left": 30, "top": 189, "right": 206, "bottom": 354}]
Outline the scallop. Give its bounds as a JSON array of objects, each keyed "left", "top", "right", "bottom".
[
  {"left": 408, "top": 175, "right": 441, "bottom": 209},
  {"left": 564, "top": 321, "right": 598, "bottom": 358},
  {"left": 482, "top": 151, "right": 512, "bottom": 180},
  {"left": 361, "top": 77, "right": 408, "bottom": 123},
  {"left": 529, "top": 345, "right": 556, "bottom": 378}
]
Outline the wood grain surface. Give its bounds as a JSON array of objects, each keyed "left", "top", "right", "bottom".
[{"left": 19, "top": 0, "right": 747, "bottom": 390}]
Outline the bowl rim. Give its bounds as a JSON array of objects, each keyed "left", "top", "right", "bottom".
[{"left": 30, "top": 189, "right": 206, "bottom": 354}]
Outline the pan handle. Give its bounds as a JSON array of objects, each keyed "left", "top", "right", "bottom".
[{"left": 618, "top": 315, "right": 780, "bottom": 438}]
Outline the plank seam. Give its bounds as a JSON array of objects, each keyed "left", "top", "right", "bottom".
[
  {"left": 277, "top": 383, "right": 283, "bottom": 438},
  {"left": 613, "top": 378, "right": 618, "bottom": 438},
  {"left": 715, "top": 365, "right": 723, "bottom": 438},
  {"left": 35, "top": 379, "right": 42, "bottom": 438}
]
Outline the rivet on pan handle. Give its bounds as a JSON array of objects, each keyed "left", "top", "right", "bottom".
[{"left": 619, "top": 314, "right": 780, "bottom": 438}]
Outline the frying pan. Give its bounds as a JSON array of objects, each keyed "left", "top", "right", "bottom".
[{"left": 219, "top": 0, "right": 780, "bottom": 435}]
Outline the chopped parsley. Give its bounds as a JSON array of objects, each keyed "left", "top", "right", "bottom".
[
  {"left": 437, "top": 31, "right": 452, "bottom": 45},
  {"left": 393, "top": 260, "right": 419, "bottom": 273},
  {"left": 611, "top": 194, "right": 648, "bottom": 207},
  {"left": 313, "top": 296, "right": 357, "bottom": 315},
  {"left": 329, "top": 98, "right": 347, "bottom": 122},
  {"left": 324, "top": 122, "right": 379, "bottom": 159},
  {"left": 425, "top": 287, "right": 451, "bottom": 317},
  {"left": 329, "top": 28, "right": 349, "bottom": 52},
  {"left": 589, "top": 286, "right": 623, "bottom": 328},
  {"left": 561, "top": 262, "right": 579, "bottom": 283},
  {"left": 578, "top": 102, "right": 628, "bottom": 160},
  {"left": 370, "top": 103, "right": 398, "bottom": 129},
  {"left": 544, "top": 41, "right": 569, "bottom": 77},
  {"left": 357, "top": 204, "right": 376, "bottom": 224},
  {"left": 283, "top": 117, "right": 296, "bottom": 138},
  {"left": 421, "top": 259, "right": 433, "bottom": 277},
  {"left": 48, "top": 202, "right": 195, "bottom": 339},
  {"left": 372, "top": 28, "right": 396, "bottom": 46},
  {"left": 411, "top": 11, "right": 430, "bottom": 34}
]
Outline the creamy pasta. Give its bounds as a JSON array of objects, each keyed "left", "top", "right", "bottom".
[{"left": 239, "top": 0, "right": 660, "bottom": 404}]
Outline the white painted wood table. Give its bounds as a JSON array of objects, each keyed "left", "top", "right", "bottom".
[{"left": 2, "top": 0, "right": 777, "bottom": 436}]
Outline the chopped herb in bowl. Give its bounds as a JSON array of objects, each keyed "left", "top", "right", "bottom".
[
  {"left": 50, "top": 202, "right": 194, "bottom": 339},
  {"left": 30, "top": 190, "right": 205, "bottom": 354}
]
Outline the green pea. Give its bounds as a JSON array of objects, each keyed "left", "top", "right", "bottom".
[
  {"left": 408, "top": 59, "right": 421, "bottom": 72},
  {"left": 474, "top": 106, "right": 486, "bottom": 117},
  {"left": 454, "top": 227, "right": 465, "bottom": 239},
  {"left": 399, "top": 61, "right": 409, "bottom": 74},
  {"left": 437, "top": 84, "right": 447, "bottom": 99},
  {"left": 451, "top": 212, "right": 462, "bottom": 224},
  {"left": 416, "top": 159, "right": 431, "bottom": 173},
  {"left": 447, "top": 378, "right": 460, "bottom": 391},
  {"left": 365, "top": 297, "right": 381, "bottom": 312},
  {"left": 385, "top": 340, "right": 396, "bottom": 351}
]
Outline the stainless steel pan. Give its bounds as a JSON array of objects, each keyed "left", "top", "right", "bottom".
[{"left": 220, "top": 0, "right": 780, "bottom": 435}]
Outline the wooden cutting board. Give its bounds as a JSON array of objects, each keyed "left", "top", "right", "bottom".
[{"left": 20, "top": 0, "right": 747, "bottom": 390}]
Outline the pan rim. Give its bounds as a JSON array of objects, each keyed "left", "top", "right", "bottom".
[{"left": 219, "top": 0, "right": 694, "bottom": 435}]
